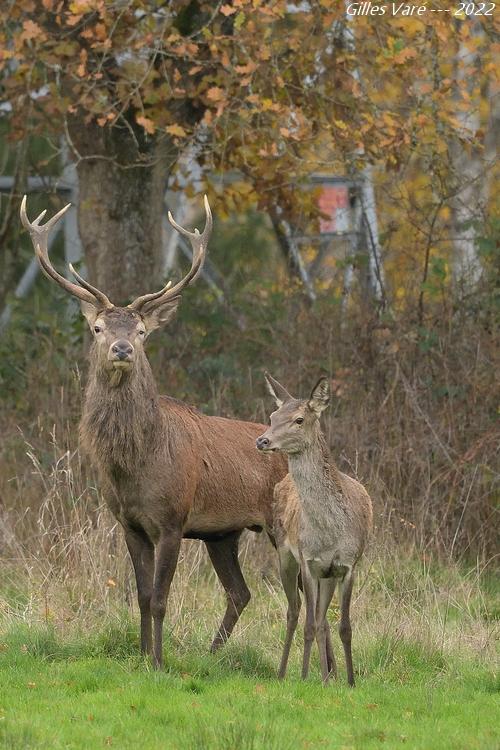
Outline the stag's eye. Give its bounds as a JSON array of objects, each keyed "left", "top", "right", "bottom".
[
  {"left": 295, "top": 417, "right": 304, "bottom": 425},
  {"left": 94, "top": 326, "right": 102, "bottom": 334},
  {"left": 138, "top": 329, "right": 145, "bottom": 337}
]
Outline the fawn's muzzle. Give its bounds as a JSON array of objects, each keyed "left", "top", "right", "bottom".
[{"left": 256, "top": 435, "right": 271, "bottom": 451}]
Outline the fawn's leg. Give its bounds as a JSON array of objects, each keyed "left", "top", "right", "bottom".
[
  {"left": 315, "top": 577, "right": 338, "bottom": 684},
  {"left": 300, "top": 559, "right": 318, "bottom": 680},
  {"left": 277, "top": 547, "right": 301, "bottom": 679},
  {"left": 325, "top": 625, "right": 335, "bottom": 676},
  {"left": 338, "top": 568, "right": 356, "bottom": 687}
]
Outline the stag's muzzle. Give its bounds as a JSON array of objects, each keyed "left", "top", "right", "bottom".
[{"left": 109, "top": 339, "right": 134, "bottom": 365}]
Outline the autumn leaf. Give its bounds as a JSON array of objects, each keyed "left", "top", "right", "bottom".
[
  {"left": 235, "top": 62, "right": 257, "bottom": 75},
  {"left": 166, "top": 124, "right": 187, "bottom": 138},
  {"left": 206, "top": 86, "right": 225, "bottom": 102},
  {"left": 220, "top": 4, "right": 237, "bottom": 15},
  {"left": 393, "top": 48, "right": 417, "bottom": 65},
  {"left": 21, "top": 19, "right": 42, "bottom": 41},
  {"left": 136, "top": 116, "right": 155, "bottom": 135},
  {"left": 76, "top": 48, "right": 87, "bottom": 77},
  {"left": 234, "top": 11, "right": 245, "bottom": 30}
]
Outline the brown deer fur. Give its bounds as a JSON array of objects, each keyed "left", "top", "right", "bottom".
[
  {"left": 20, "top": 197, "right": 286, "bottom": 669},
  {"left": 257, "top": 374, "right": 373, "bottom": 686}
]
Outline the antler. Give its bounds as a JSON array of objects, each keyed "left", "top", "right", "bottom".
[
  {"left": 128, "top": 195, "right": 212, "bottom": 313},
  {"left": 20, "top": 196, "right": 113, "bottom": 309}
]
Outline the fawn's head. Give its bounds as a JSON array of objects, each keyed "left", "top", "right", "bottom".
[
  {"left": 256, "top": 373, "right": 330, "bottom": 455},
  {"left": 20, "top": 195, "right": 212, "bottom": 384}
]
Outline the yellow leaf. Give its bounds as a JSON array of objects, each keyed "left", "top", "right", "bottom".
[{"left": 166, "top": 124, "right": 187, "bottom": 138}]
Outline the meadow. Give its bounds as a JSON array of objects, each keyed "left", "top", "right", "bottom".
[{"left": 1, "top": 504, "right": 498, "bottom": 749}]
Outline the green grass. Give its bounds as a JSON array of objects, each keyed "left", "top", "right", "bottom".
[{"left": 0, "top": 623, "right": 498, "bottom": 750}]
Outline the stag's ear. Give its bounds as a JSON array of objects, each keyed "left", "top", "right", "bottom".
[
  {"left": 80, "top": 301, "right": 99, "bottom": 328},
  {"left": 142, "top": 298, "right": 181, "bottom": 333},
  {"left": 308, "top": 376, "right": 330, "bottom": 415},
  {"left": 265, "top": 372, "right": 292, "bottom": 408}
]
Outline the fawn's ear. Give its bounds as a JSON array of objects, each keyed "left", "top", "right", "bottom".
[
  {"left": 142, "top": 297, "right": 181, "bottom": 334},
  {"left": 265, "top": 372, "right": 292, "bottom": 408},
  {"left": 80, "top": 301, "right": 100, "bottom": 328},
  {"left": 308, "top": 376, "right": 330, "bottom": 415}
]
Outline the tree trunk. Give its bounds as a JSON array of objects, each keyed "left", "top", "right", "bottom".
[
  {"left": 450, "top": 29, "right": 483, "bottom": 290},
  {"left": 69, "top": 119, "right": 177, "bottom": 304}
]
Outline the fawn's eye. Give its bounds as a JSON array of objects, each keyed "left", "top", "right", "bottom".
[
  {"left": 94, "top": 326, "right": 102, "bottom": 334},
  {"left": 295, "top": 417, "right": 304, "bottom": 425}
]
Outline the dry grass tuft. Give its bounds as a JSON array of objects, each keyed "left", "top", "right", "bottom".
[{"left": 1, "top": 432, "right": 497, "bottom": 672}]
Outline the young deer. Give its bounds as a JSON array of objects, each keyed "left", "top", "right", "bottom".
[
  {"left": 256, "top": 374, "right": 373, "bottom": 686},
  {"left": 20, "top": 197, "right": 286, "bottom": 669}
]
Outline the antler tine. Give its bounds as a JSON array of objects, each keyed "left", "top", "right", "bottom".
[
  {"left": 20, "top": 195, "right": 113, "bottom": 309},
  {"left": 68, "top": 263, "right": 114, "bottom": 307},
  {"left": 128, "top": 195, "right": 212, "bottom": 313}
]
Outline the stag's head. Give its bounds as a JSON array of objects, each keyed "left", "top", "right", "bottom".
[
  {"left": 256, "top": 373, "right": 330, "bottom": 454},
  {"left": 20, "top": 196, "right": 212, "bottom": 383}
]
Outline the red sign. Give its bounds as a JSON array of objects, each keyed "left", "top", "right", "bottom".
[{"left": 317, "top": 184, "right": 349, "bottom": 234}]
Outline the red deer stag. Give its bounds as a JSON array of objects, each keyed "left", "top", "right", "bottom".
[
  {"left": 256, "top": 374, "right": 373, "bottom": 686},
  {"left": 21, "top": 196, "right": 286, "bottom": 669}
]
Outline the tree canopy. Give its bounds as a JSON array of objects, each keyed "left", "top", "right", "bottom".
[{"left": 0, "top": 1, "right": 498, "bottom": 302}]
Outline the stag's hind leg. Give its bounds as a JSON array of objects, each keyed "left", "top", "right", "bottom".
[
  {"left": 125, "top": 527, "right": 155, "bottom": 656},
  {"left": 206, "top": 531, "right": 251, "bottom": 652}
]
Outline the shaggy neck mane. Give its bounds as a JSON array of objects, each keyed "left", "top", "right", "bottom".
[{"left": 80, "top": 346, "right": 162, "bottom": 472}]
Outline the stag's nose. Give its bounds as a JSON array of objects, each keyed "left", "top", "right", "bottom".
[
  {"left": 256, "top": 435, "right": 270, "bottom": 451},
  {"left": 110, "top": 340, "right": 134, "bottom": 361}
]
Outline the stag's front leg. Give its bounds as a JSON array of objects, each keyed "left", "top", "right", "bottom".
[
  {"left": 124, "top": 527, "right": 155, "bottom": 656},
  {"left": 151, "top": 528, "right": 182, "bottom": 669}
]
